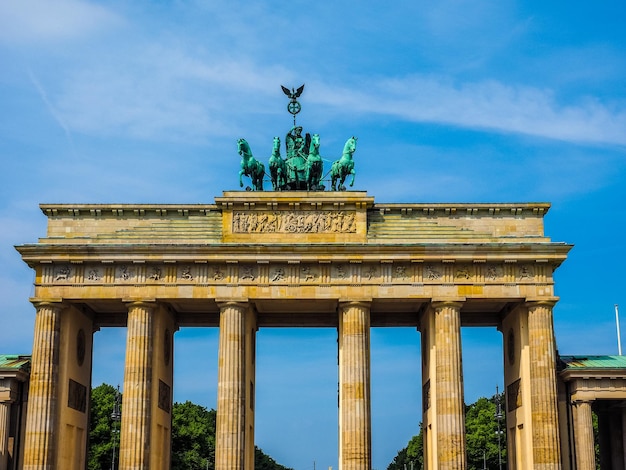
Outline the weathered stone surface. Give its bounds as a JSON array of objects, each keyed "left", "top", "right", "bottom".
[
  {"left": 15, "top": 191, "right": 572, "bottom": 470},
  {"left": 23, "top": 302, "right": 61, "bottom": 470},
  {"left": 339, "top": 302, "right": 371, "bottom": 470}
]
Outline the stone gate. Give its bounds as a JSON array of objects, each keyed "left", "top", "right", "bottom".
[{"left": 16, "top": 191, "right": 571, "bottom": 469}]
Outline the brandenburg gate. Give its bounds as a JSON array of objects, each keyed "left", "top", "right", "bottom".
[{"left": 16, "top": 190, "right": 571, "bottom": 469}]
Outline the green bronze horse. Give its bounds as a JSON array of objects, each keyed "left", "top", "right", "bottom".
[
  {"left": 269, "top": 136, "right": 287, "bottom": 190},
  {"left": 330, "top": 136, "right": 357, "bottom": 191},
  {"left": 238, "top": 138, "right": 265, "bottom": 191},
  {"left": 305, "top": 133, "right": 324, "bottom": 191}
]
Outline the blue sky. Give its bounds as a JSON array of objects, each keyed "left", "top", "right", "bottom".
[{"left": 1, "top": 1, "right": 625, "bottom": 469}]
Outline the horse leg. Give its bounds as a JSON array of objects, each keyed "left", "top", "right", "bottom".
[
  {"left": 257, "top": 166, "right": 265, "bottom": 191},
  {"left": 349, "top": 169, "right": 356, "bottom": 187},
  {"left": 239, "top": 170, "right": 245, "bottom": 188},
  {"left": 279, "top": 167, "right": 285, "bottom": 189},
  {"left": 305, "top": 166, "right": 312, "bottom": 191}
]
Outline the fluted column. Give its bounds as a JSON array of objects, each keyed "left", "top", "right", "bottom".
[
  {"left": 0, "top": 401, "right": 11, "bottom": 469},
  {"left": 23, "top": 301, "right": 62, "bottom": 470},
  {"left": 572, "top": 400, "right": 595, "bottom": 470},
  {"left": 338, "top": 301, "right": 371, "bottom": 470},
  {"left": 119, "top": 302, "right": 155, "bottom": 470},
  {"left": 433, "top": 301, "right": 466, "bottom": 470},
  {"left": 527, "top": 300, "right": 561, "bottom": 469},
  {"left": 216, "top": 302, "right": 247, "bottom": 470}
]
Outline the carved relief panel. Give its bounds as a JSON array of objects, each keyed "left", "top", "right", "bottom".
[
  {"left": 43, "top": 259, "right": 547, "bottom": 290},
  {"left": 232, "top": 210, "right": 357, "bottom": 234}
]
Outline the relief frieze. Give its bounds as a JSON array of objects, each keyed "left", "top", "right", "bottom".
[
  {"left": 212, "top": 266, "right": 226, "bottom": 281},
  {"left": 455, "top": 266, "right": 472, "bottom": 280},
  {"left": 519, "top": 265, "right": 534, "bottom": 280},
  {"left": 301, "top": 265, "right": 317, "bottom": 282},
  {"left": 394, "top": 265, "right": 409, "bottom": 280},
  {"left": 425, "top": 265, "right": 442, "bottom": 280},
  {"left": 240, "top": 265, "right": 256, "bottom": 281},
  {"left": 232, "top": 210, "right": 356, "bottom": 234},
  {"left": 335, "top": 264, "right": 348, "bottom": 280},
  {"left": 47, "top": 260, "right": 542, "bottom": 287},
  {"left": 485, "top": 265, "right": 502, "bottom": 281},
  {"left": 148, "top": 266, "right": 162, "bottom": 281},
  {"left": 363, "top": 265, "right": 378, "bottom": 281},
  {"left": 179, "top": 265, "right": 194, "bottom": 281},
  {"left": 55, "top": 265, "right": 71, "bottom": 281},
  {"left": 118, "top": 265, "right": 134, "bottom": 281},
  {"left": 270, "top": 267, "right": 286, "bottom": 282}
]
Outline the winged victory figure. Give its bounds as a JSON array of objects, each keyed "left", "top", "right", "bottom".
[{"left": 281, "top": 84, "right": 305, "bottom": 100}]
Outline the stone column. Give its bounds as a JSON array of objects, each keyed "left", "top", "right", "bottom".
[
  {"left": 572, "top": 400, "right": 595, "bottom": 470},
  {"left": 432, "top": 301, "right": 466, "bottom": 470},
  {"left": 0, "top": 401, "right": 11, "bottom": 469},
  {"left": 527, "top": 300, "right": 561, "bottom": 469},
  {"left": 216, "top": 302, "right": 248, "bottom": 470},
  {"left": 23, "top": 301, "right": 63, "bottom": 470},
  {"left": 338, "top": 301, "right": 371, "bottom": 470},
  {"left": 119, "top": 301, "right": 155, "bottom": 470}
]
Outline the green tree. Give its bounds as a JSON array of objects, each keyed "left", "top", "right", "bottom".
[
  {"left": 387, "top": 432, "right": 422, "bottom": 470},
  {"left": 87, "top": 383, "right": 121, "bottom": 470},
  {"left": 254, "top": 446, "right": 293, "bottom": 470},
  {"left": 171, "top": 401, "right": 216, "bottom": 470},
  {"left": 386, "top": 393, "right": 507, "bottom": 470},
  {"left": 89, "top": 384, "right": 294, "bottom": 470},
  {"left": 465, "top": 394, "right": 506, "bottom": 470}
]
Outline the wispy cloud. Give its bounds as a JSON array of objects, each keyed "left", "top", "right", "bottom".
[
  {"left": 314, "top": 76, "right": 626, "bottom": 146},
  {"left": 0, "top": 0, "right": 122, "bottom": 44},
  {"left": 28, "top": 70, "right": 75, "bottom": 150},
  {"left": 46, "top": 43, "right": 626, "bottom": 147}
]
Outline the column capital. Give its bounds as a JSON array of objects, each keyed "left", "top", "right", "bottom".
[
  {"left": 338, "top": 300, "right": 372, "bottom": 310},
  {"left": 431, "top": 299, "right": 464, "bottom": 310},
  {"left": 216, "top": 300, "right": 249, "bottom": 311},
  {"left": 572, "top": 399, "right": 594, "bottom": 406},
  {"left": 30, "top": 298, "right": 65, "bottom": 310},
  {"left": 123, "top": 299, "right": 157, "bottom": 308},
  {"left": 525, "top": 297, "right": 559, "bottom": 309}
]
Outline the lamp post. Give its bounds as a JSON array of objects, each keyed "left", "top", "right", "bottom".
[
  {"left": 110, "top": 385, "right": 121, "bottom": 470},
  {"left": 494, "top": 385, "right": 504, "bottom": 470}
]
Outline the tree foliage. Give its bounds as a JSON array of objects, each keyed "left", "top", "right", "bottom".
[
  {"left": 465, "top": 395, "right": 506, "bottom": 470},
  {"left": 87, "top": 383, "right": 121, "bottom": 470},
  {"left": 88, "top": 385, "right": 292, "bottom": 470},
  {"left": 255, "top": 447, "right": 293, "bottom": 470},
  {"left": 386, "top": 393, "right": 506, "bottom": 470},
  {"left": 171, "top": 401, "right": 216, "bottom": 470},
  {"left": 387, "top": 432, "right": 422, "bottom": 470}
]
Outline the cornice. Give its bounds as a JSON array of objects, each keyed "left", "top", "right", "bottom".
[
  {"left": 370, "top": 202, "right": 551, "bottom": 217},
  {"left": 15, "top": 241, "right": 572, "bottom": 263},
  {"left": 560, "top": 369, "right": 626, "bottom": 381},
  {"left": 38, "top": 201, "right": 551, "bottom": 218},
  {"left": 39, "top": 204, "right": 220, "bottom": 218}
]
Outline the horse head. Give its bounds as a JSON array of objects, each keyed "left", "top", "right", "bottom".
[
  {"left": 237, "top": 138, "right": 250, "bottom": 157},
  {"left": 309, "top": 134, "right": 320, "bottom": 156},
  {"left": 272, "top": 137, "right": 281, "bottom": 156},
  {"left": 343, "top": 136, "right": 357, "bottom": 157}
]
